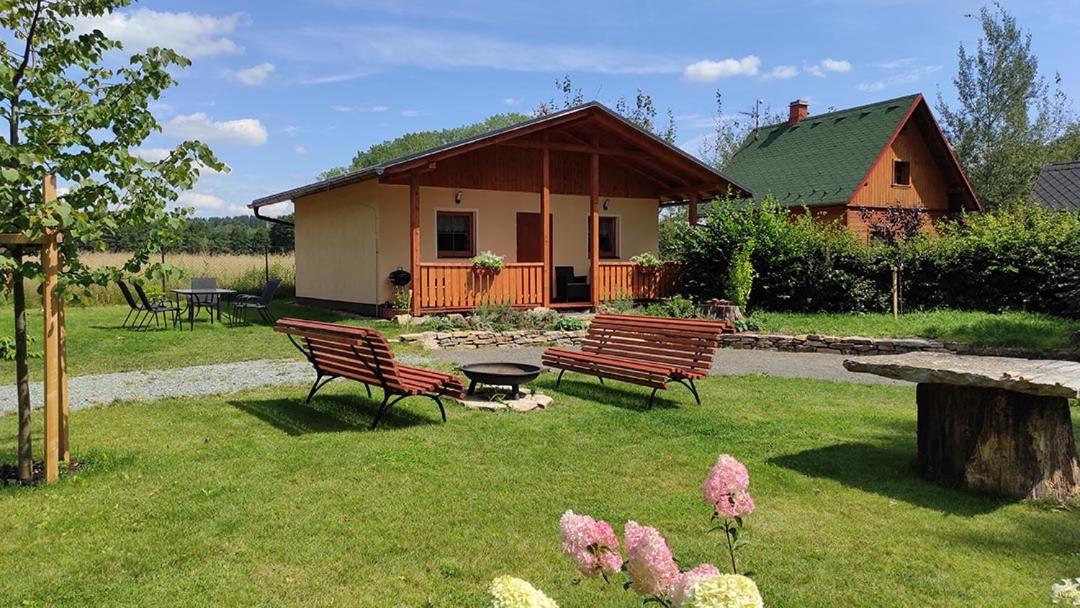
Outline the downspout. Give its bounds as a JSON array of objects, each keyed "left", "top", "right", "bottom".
[{"left": 253, "top": 205, "right": 294, "bottom": 227}]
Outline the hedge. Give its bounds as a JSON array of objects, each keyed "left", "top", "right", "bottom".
[{"left": 664, "top": 199, "right": 1080, "bottom": 318}]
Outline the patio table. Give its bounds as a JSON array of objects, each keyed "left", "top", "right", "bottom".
[{"left": 170, "top": 288, "right": 236, "bottom": 330}]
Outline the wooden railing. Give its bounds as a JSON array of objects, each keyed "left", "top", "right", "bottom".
[
  {"left": 597, "top": 262, "right": 680, "bottom": 302},
  {"left": 417, "top": 262, "right": 545, "bottom": 311}
]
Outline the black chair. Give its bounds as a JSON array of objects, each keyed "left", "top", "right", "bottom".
[
  {"left": 189, "top": 276, "right": 221, "bottom": 326},
  {"left": 132, "top": 282, "right": 180, "bottom": 330},
  {"left": 117, "top": 280, "right": 149, "bottom": 328},
  {"left": 232, "top": 278, "right": 281, "bottom": 325},
  {"left": 554, "top": 266, "right": 589, "bottom": 302}
]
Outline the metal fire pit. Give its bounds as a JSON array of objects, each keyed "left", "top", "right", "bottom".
[{"left": 458, "top": 362, "right": 542, "bottom": 400}]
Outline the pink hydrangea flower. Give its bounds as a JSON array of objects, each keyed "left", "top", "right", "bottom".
[
  {"left": 669, "top": 563, "right": 722, "bottom": 607},
  {"left": 624, "top": 521, "right": 679, "bottom": 596},
  {"left": 559, "top": 510, "right": 622, "bottom": 578},
  {"left": 703, "top": 454, "right": 755, "bottom": 518}
]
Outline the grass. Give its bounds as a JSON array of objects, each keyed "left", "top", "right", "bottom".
[
  {"left": 1, "top": 374, "right": 1076, "bottom": 606},
  {"left": 749, "top": 309, "right": 1080, "bottom": 351},
  {"left": 0, "top": 301, "right": 412, "bottom": 381}
]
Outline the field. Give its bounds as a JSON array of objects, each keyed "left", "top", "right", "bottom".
[{"left": 0, "top": 375, "right": 1076, "bottom": 606}]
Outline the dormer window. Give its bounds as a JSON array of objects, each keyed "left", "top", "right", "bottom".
[{"left": 893, "top": 160, "right": 911, "bottom": 186}]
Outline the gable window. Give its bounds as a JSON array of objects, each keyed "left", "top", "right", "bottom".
[
  {"left": 436, "top": 211, "right": 474, "bottom": 258},
  {"left": 588, "top": 216, "right": 618, "bottom": 259},
  {"left": 893, "top": 160, "right": 911, "bottom": 186}
]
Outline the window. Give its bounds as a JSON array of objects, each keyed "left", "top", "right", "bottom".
[
  {"left": 893, "top": 160, "right": 911, "bottom": 186},
  {"left": 588, "top": 216, "right": 618, "bottom": 259},
  {"left": 436, "top": 211, "right": 474, "bottom": 258}
]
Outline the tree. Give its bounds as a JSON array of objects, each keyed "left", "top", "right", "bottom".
[
  {"left": 1, "top": 0, "right": 221, "bottom": 482},
  {"left": 538, "top": 74, "right": 677, "bottom": 143},
  {"left": 321, "top": 112, "right": 532, "bottom": 180},
  {"left": 857, "top": 204, "right": 928, "bottom": 317},
  {"left": 936, "top": 2, "right": 1073, "bottom": 207},
  {"left": 268, "top": 213, "right": 294, "bottom": 252},
  {"left": 700, "top": 91, "right": 784, "bottom": 170}
]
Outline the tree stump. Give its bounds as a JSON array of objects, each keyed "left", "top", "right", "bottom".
[
  {"left": 916, "top": 383, "right": 1079, "bottom": 500},
  {"left": 702, "top": 298, "right": 744, "bottom": 323}
]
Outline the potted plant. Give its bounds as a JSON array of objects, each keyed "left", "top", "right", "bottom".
[
  {"left": 381, "top": 285, "right": 412, "bottom": 319},
  {"left": 631, "top": 252, "right": 664, "bottom": 276},
  {"left": 471, "top": 250, "right": 505, "bottom": 276}
]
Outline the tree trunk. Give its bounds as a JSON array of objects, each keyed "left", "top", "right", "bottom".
[
  {"left": 12, "top": 248, "right": 32, "bottom": 482},
  {"left": 702, "top": 299, "right": 744, "bottom": 323},
  {"left": 916, "top": 383, "right": 1079, "bottom": 500}
]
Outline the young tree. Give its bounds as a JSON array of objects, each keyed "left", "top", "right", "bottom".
[
  {"left": 857, "top": 204, "right": 928, "bottom": 317},
  {"left": 936, "top": 2, "right": 1073, "bottom": 208},
  {"left": 538, "top": 75, "right": 677, "bottom": 143},
  {"left": 700, "top": 91, "right": 784, "bottom": 170},
  {"left": 1, "top": 0, "right": 221, "bottom": 481}
]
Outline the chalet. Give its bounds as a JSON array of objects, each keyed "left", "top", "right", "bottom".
[
  {"left": 250, "top": 102, "right": 748, "bottom": 315},
  {"left": 723, "top": 93, "right": 979, "bottom": 237},
  {"left": 1031, "top": 161, "right": 1080, "bottom": 211}
]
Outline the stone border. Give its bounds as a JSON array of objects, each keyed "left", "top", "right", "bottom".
[
  {"left": 398, "top": 329, "right": 585, "bottom": 350},
  {"left": 719, "top": 333, "right": 956, "bottom": 356}
]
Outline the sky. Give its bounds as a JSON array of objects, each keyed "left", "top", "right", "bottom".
[{"left": 78, "top": 0, "right": 1080, "bottom": 217}]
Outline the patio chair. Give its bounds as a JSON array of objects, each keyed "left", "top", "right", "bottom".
[
  {"left": 117, "top": 280, "right": 149, "bottom": 328},
  {"left": 132, "top": 282, "right": 180, "bottom": 330},
  {"left": 188, "top": 276, "right": 221, "bottom": 326},
  {"left": 554, "top": 266, "right": 589, "bottom": 302},
  {"left": 232, "top": 278, "right": 281, "bottom": 325}
]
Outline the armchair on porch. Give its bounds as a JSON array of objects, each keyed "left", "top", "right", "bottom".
[{"left": 554, "top": 266, "right": 589, "bottom": 303}]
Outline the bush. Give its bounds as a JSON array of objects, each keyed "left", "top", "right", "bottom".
[
  {"left": 726, "top": 241, "right": 755, "bottom": 310},
  {"left": 599, "top": 294, "right": 636, "bottom": 314},
  {"left": 643, "top": 294, "right": 698, "bottom": 318},
  {"left": 665, "top": 197, "right": 1080, "bottom": 318}
]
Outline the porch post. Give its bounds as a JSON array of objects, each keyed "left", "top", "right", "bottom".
[
  {"left": 409, "top": 174, "right": 421, "bottom": 316},
  {"left": 688, "top": 193, "right": 698, "bottom": 226},
  {"left": 541, "top": 147, "right": 551, "bottom": 307},
  {"left": 589, "top": 151, "right": 600, "bottom": 307}
]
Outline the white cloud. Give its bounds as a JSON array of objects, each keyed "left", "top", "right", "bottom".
[
  {"left": 232, "top": 62, "right": 275, "bottom": 86},
  {"left": 73, "top": 9, "right": 246, "bottom": 59},
  {"left": 502, "top": 97, "right": 523, "bottom": 106},
  {"left": 294, "top": 145, "right": 308, "bottom": 155},
  {"left": 289, "top": 26, "right": 682, "bottom": 76},
  {"left": 371, "top": 105, "right": 389, "bottom": 112},
  {"left": 400, "top": 110, "right": 419, "bottom": 117},
  {"left": 683, "top": 56, "right": 761, "bottom": 81},
  {"left": 164, "top": 113, "right": 268, "bottom": 146},
  {"left": 330, "top": 104, "right": 355, "bottom": 112},
  {"left": 177, "top": 191, "right": 225, "bottom": 210},
  {"left": 857, "top": 64, "right": 941, "bottom": 92},
  {"left": 331, "top": 104, "right": 390, "bottom": 113},
  {"left": 806, "top": 58, "right": 853, "bottom": 78},
  {"left": 763, "top": 65, "right": 799, "bottom": 80},
  {"left": 132, "top": 147, "right": 171, "bottom": 162}
]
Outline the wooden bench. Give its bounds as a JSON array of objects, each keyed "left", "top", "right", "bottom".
[
  {"left": 541, "top": 314, "right": 731, "bottom": 408},
  {"left": 275, "top": 318, "right": 465, "bottom": 429}
]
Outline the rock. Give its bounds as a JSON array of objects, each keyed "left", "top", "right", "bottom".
[
  {"left": 393, "top": 314, "right": 413, "bottom": 325},
  {"left": 843, "top": 353, "right": 1080, "bottom": 398}
]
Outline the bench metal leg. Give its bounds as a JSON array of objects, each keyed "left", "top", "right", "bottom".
[
  {"left": 597, "top": 376, "right": 605, "bottom": 385},
  {"left": 647, "top": 387, "right": 658, "bottom": 409},
  {"left": 371, "top": 393, "right": 407, "bottom": 430},
  {"left": 674, "top": 378, "right": 701, "bottom": 405},
  {"left": 304, "top": 373, "right": 336, "bottom": 405},
  {"left": 428, "top": 394, "right": 447, "bottom": 423},
  {"left": 555, "top": 369, "right": 565, "bottom": 389}
]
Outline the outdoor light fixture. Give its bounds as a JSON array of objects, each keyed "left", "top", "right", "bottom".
[
  {"left": 603, "top": 198, "right": 610, "bottom": 210},
  {"left": 455, "top": 191, "right": 463, "bottom": 205}
]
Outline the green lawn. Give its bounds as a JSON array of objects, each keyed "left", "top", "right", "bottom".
[
  {"left": 1, "top": 374, "right": 1075, "bottom": 606},
  {"left": 0, "top": 302, "right": 412, "bottom": 380},
  {"left": 750, "top": 309, "right": 1080, "bottom": 351}
]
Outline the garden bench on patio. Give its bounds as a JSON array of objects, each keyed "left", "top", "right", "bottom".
[
  {"left": 542, "top": 314, "right": 732, "bottom": 408},
  {"left": 274, "top": 318, "right": 465, "bottom": 429}
]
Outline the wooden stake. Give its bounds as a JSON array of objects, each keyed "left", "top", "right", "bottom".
[
  {"left": 59, "top": 299, "right": 69, "bottom": 463},
  {"left": 42, "top": 175, "right": 60, "bottom": 483},
  {"left": 892, "top": 265, "right": 899, "bottom": 319}
]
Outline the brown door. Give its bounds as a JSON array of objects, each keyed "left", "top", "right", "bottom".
[{"left": 516, "top": 212, "right": 552, "bottom": 263}]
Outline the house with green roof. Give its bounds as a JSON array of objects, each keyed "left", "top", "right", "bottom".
[{"left": 723, "top": 93, "right": 979, "bottom": 238}]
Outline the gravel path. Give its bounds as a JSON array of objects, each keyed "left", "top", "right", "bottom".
[
  {"left": 432, "top": 347, "right": 909, "bottom": 386},
  {"left": 0, "top": 348, "right": 906, "bottom": 416}
]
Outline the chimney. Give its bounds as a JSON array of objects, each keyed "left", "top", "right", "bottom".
[{"left": 788, "top": 99, "right": 809, "bottom": 125}]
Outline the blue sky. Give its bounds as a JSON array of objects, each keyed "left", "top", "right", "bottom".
[{"left": 81, "top": 0, "right": 1080, "bottom": 216}]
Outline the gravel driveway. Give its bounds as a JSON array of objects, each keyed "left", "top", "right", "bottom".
[{"left": 0, "top": 348, "right": 905, "bottom": 416}]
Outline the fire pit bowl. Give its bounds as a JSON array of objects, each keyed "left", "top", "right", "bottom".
[{"left": 459, "top": 362, "right": 542, "bottom": 400}]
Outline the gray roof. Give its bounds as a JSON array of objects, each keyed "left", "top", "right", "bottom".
[
  {"left": 1032, "top": 161, "right": 1080, "bottom": 211},
  {"left": 250, "top": 101, "right": 749, "bottom": 208}
]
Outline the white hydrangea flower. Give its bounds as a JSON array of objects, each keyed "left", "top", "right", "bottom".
[
  {"left": 1052, "top": 578, "right": 1080, "bottom": 606},
  {"left": 684, "top": 573, "right": 763, "bottom": 608},
  {"left": 489, "top": 575, "right": 559, "bottom": 608}
]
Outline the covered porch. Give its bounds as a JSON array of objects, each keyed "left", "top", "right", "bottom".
[{"left": 383, "top": 104, "right": 744, "bottom": 315}]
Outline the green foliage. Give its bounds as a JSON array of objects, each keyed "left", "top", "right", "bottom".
[
  {"left": 599, "top": 293, "right": 635, "bottom": 314},
  {"left": 321, "top": 113, "right": 532, "bottom": 179},
  {"left": 546, "top": 313, "right": 585, "bottom": 331},
  {"left": 105, "top": 216, "right": 288, "bottom": 255},
  {"left": 471, "top": 250, "right": 505, "bottom": 272},
  {"left": 469, "top": 302, "right": 518, "bottom": 331},
  {"left": 668, "top": 197, "right": 1080, "bottom": 318},
  {"left": 725, "top": 241, "right": 755, "bottom": 310},
  {"left": 643, "top": 294, "right": 698, "bottom": 319},
  {"left": 630, "top": 252, "right": 663, "bottom": 269},
  {"left": 390, "top": 286, "right": 411, "bottom": 312},
  {"left": 936, "top": 2, "right": 1074, "bottom": 208},
  {"left": 424, "top": 315, "right": 466, "bottom": 332},
  {"left": 0, "top": 335, "right": 39, "bottom": 361}
]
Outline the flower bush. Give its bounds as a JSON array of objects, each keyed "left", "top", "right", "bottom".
[
  {"left": 631, "top": 251, "right": 664, "bottom": 269},
  {"left": 683, "top": 574, "right": 763, "bottom": 608},
  {"left": 624, "top": 521, "right": 680, "bottom": 596},
  {"left": 472, "top": 250, "right": 506, "bottom": 272},
  {"left": 1053, "top": 578, "right": 1080, "bottom": 606},
  {"left": 704, "top": 455, "right": 756, "bottom": 574},
  {"left": 559, "top": 511, "right": 622, "bottom": 578},
  {"left": 669, "top": 564, "right": 722, "bottom": 607},
  {"left": 488, "top": 576, "right": 559, "bottom": 608}
]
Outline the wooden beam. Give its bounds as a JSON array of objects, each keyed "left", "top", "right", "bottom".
[
  {"left": 589, "top": 151, "right": 600, "bottom": 308},
  {"left": 41, "top": 175, "right": 60, "bottom": 484},
  {"left": 0, "top": 233, "right": 49, "bottom": 246},
  {"left": 540, "top": 147, "right": 552, "bottom": 308},
  {"left": 409, "top": 174, "right": 421, "bottom": 317},
  {"left": 688, "top": 193, "right": 699, "bottom": 226},
  {"left": 500, "top": 139, "right": 651, "bottom": 160}
]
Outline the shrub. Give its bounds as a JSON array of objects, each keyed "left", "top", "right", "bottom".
[
  {"left": 630, "top": 252, "right": 663, "bottom": 269},
  {"left": 600, "top": 293, "right": 636, "bottom": 314},
  {"left": 643, "top": 294, "right": 697, "bottom": 319},
  {"left": 725, "top": 241, "right": 755, "bottom": 310},
  {"left": 546, "top": 313, "right": 585, "bottom": 331},
  {"left": 472, "top": 251, "right": 505, "bottom": 272}
]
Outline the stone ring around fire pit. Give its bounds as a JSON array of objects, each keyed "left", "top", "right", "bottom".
[{"left": 458, "top": 362, "right": 542, "bottom": 400}]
